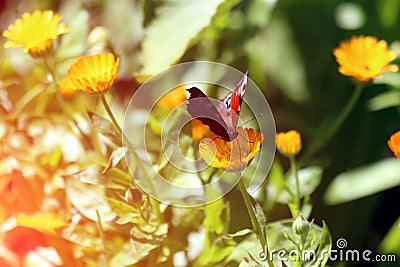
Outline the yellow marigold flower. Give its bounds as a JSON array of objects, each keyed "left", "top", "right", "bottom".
[
  {"left": 157, "top": 86, "right": 187, "bottom": 110},
  {"left": 276, "top": 130, "right": 301, "bottom": 157},
  {"left": 59, "top": 53, "right": 119, "bottom": 95},
  {"left": 199, "top": 127, "right": 264, "bottom": 172},
  {"left": 191, "top": 119, "right": 210, "bottom": 142},
  {"left": 333, "top": 36, "right": 399, "bottom": 82},
  {"left": 388, "top": 130, "right": 400, "bottom": 159},
  {"left": 2, "top": 10, "right": 70, "bottom": 58}
]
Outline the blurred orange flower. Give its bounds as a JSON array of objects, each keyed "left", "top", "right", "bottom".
[
  {"left": 276, "top": 130, "right": 301, "bottom": 157},
  {"left": 0, "top": 170, "right": 44, "bottom": 220},
  {"left": 388, "top": 130, "right": 400, "bottom": 159},
  {"left": 157, "top": 86, "right": 187, "bottom": 110},
  {"left": 2, "top": 10, "right": 70, "bottom": 58},
  {"left": 59, "top": 53, "right": 119, "bottom": 95},
  {"left": 333, "top": 36, "right": 398, "bottom": 82},
  {"left": 199, "top": 127, "right": 263, "bottom": 171},
  {"left": 1, "top": 226, "right": 67, "bottom": 267}
]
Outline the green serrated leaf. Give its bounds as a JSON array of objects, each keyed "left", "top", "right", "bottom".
[
  {"left": 324, "top": 158, "right": 400, "bottom": 205},
  {"left": 87, "top": 112, "right": 121, "bottom": 146},
  {"left": 68, "top": 165, "right": 125, "bottom": 189},
  {"left": 116, "top": 213, "right": 140, "bottom": 225},
  {"left": 107, "top": 197, "right": 137, "bottom": 218},
  {"left": 103, "top": 147, "right": 128, "bottom": 173},
  {"left": 66, "top": 178, "right": 116, "bottom": 222},
  {"left": 140, "top": 0, "right": 227, "bottom": 75},
  {"left": 310, "top": 221, "right": 332, "bottom": 267}
]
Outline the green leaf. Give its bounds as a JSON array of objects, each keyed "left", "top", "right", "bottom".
[
  {"left": 310, "top": 221, "right": 332, "bottom": 267},
  {"left": 66, "top": 178, "right": 116, "bottom": 222},
  {"left": 204, "top": 189, "right": 226, "bottom": 234},
  {"left": 224, "top": 232, "right": 260, "bottom": 265},
  {"left": 140, "top": 0, "right": 227, "bottom": 75},
  {"left": 278, "top": 166, "right": 323, "bottom": 204},
  {"left": 324, "top": 158, "right": 400, "bottom": 205},
  {"left": 265, "top": 160, "right": 285, "bottom": 210},
  {"left": 254, "top": 201, "right": 267, "bottom": 241},
  {"left": 109, "top": 242, "right": 149, "bottom": 267},
  {"left": 227, "top": 229, "right": 252, "bottom": 238},
  {"left": 367, "top": 90, "right": 400, "bottom": 111},
  {"left": 105, "top": 168, "right": 134, "bottom": 186},
  {"left": 379, "top": 216, "right": 400, "bottom": 256},
  {"left": 106, "top": 197, "right": 137, "bottom": 217},
  {"left": 68, "top": 165, "right": 124, "bottom": 189},
  {"left": 229, "top": 219, "right": 327, "bottom": 266},
  {"left": 374, "top": 72, "right": 400, "bottom": 87},
  {"left": 198, "top": 242, "right": 234, "bottom": 266},
  {"left": 103, "top": 147, "right": 128, "bottom": 173},
  {"left": 87, "top": 112, "right": 121, "bottom": 146}
]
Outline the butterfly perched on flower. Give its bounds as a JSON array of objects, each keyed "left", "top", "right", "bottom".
[{"left": 186, "top": 71, "right": 248, "bottom": 142}]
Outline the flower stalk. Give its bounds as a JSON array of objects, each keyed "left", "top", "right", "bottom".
[
  {"left": 289, "top": 155, "right": 301, "bottom": 218},
  {"left": 301, "top": 82, "right": 364, "bottom": 163},
  {"left": 99, "top": 94, "right": 162, "bottom": 221},
  {"left": 237, "top": 175, "right": 273, "bottom": 266}
]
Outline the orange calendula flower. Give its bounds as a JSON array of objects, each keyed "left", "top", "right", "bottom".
[
  {"left": 333, "top": 36, "right": 399, "bottom": 82},
  {"left": 157, "top": 86, "right": 187, "bottom": 110},
  {"left": 276, "top": 130, "right": 301, "bottom": 157},
  {"left": 3, "top": 10, "right": 70, "bottom": 58},
  {"left": 59, "top": 53, "right": 119, "bottom": 95},
  {"left": 191, "top": 119, "right": 210, "bottom": 142},
  {"left": 388, "top": 130, "right": 400, "bottom": 159},
  {"left": 199, "top": 127, "right": 264, "bottom": 172}
]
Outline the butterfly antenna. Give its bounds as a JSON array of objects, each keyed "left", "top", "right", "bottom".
[{"left": 238, "top": 114, "right": 263, "bottom": 128}]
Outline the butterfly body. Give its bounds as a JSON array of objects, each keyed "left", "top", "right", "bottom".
[{"left": 186, "top": 72, "right": 248, "bottom": 141}]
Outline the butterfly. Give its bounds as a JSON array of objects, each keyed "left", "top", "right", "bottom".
[{"left": 186, "top": 71, "right": 248, "bottom": 142}]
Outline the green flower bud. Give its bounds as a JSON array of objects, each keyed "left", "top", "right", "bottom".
[{"left": 292, "top": 213, "right": 310, "bottom": 237}]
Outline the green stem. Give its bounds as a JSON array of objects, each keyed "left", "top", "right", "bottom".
[
  {"left": 96, "top": 209, "right": 110, "bottom": 267},
  {"left": 43, "top": 57, "right": 69, "bottom": 114},
  {"left": 237, "top": 177, "right": 273, "bottom": 266},
  {"left": 301, "top": 82, "right": 364, "bottom": 163},
  {"left": 99, "top": 94, "right": 162, "bottom": 220},
  {"left": 289, "top": 155, "right": 301, "bottom": 218}
]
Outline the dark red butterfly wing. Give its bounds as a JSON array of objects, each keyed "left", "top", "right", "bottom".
[
  {"left": 186, "top": 87, "right": 232, "bottom": 141},
  {"left": 218, "top": 71, "right": 247, "bottom": 128},
  {"left": 186, "top": 71, "right": 248, "bottom": 141}
]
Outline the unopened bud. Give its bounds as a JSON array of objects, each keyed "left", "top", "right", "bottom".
[{"left": 292, "top": 213, "right": 310, "bottom": 237}]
